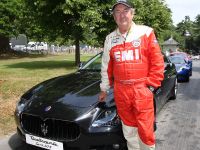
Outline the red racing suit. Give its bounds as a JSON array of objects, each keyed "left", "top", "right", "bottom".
[{"left": 100, "top": 22, "right": 164, "bottom": 146}]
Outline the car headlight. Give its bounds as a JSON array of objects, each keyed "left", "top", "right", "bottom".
[
  {"left": 91, "top": 108, "right": 120, "bottom": 127},
  {"left": 178, "top": 66, "right": 189, "bottom": 72}
]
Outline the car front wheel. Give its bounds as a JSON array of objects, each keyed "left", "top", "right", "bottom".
[{"left": 169, "top": 78, "right": 178, "bottom": 100}]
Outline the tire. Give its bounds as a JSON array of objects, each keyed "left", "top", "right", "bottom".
[
  {"left": 169, "top": 78, "right": 178, "bottom": 100},
  {"left": 154, "top": 121, "right": 157, "bottom": 132},
  {"left": 96, "top": 144, "right": 128, "bottom": 150},
  {"left": 185, "top": 76, "right": 190, "bottom": 82},
  {"left": 190, "top": 69, "right": 192, "bottom": 76},
  {"left": 153, "top": 98, "right": 157, "bottom": 132}
]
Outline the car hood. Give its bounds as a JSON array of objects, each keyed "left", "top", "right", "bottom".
[
  {"left": 174, "top": 63, "right": 188, "bottom": 71},
  {"left": 21, "top": 71, "right": 112, "bottom": 120}
]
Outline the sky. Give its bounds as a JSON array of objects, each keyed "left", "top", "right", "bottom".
[{"left": 165, "top": 0, "right": 200, "bottom": 25}]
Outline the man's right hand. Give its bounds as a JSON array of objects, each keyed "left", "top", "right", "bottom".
[{"left": 98, "top": 91, "right": 107, "bottom": 102}]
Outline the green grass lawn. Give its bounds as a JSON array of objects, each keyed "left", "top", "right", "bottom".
[{"left": 0, "top": 53, "right": 95, "bottom": 136}]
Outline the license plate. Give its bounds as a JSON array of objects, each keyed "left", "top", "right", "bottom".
[{"left": 25, "top": 134, "right": 63, "bottom": 150}]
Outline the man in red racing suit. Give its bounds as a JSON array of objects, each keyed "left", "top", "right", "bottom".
[{"left": 99, "top": 1, "right": 164, "bottom": 150}]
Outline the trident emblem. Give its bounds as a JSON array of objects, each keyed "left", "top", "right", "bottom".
[{"left": 41, "top": 123, "right": 48, "bottom": 136}]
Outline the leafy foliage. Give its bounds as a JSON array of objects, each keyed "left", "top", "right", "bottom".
[
  {"left": 0, "top": 0, "right": 22, "bottom": 36},
  {"left": 175, "top": 16, "right": 197, "bottom": 53},
  {"left": 3, "top": 0, "right": 200, "bottom": 55},
  {"left": 193, "top": 15, "right": 200, "bottom": 52},
  {"left": 122, "top": 0, "right": 172, "bottom": 41},
  {"left": 0, "top": 0, "right": 22, "bottom": 50},
  {"left": 21, "top": 0, "right": 115, "bottom": 64}
]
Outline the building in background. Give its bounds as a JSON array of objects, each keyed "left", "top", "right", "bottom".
[
  {"left": 10, "top": 34, "right": 27, "bottom": 51},
  {"left": 162, "top": 37, "right": 179, "bottom": 56}
]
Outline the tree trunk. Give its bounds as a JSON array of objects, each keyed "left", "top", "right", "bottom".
[
  {"left": 75, "top": 38, "right": 80, "bottom": 66},
  {"left": 0, "top": 35, "right": 10, "bottom": 53}
]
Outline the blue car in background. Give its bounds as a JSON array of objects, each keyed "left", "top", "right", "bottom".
[
  {"left": 169, "top": 55, "right": 192, "bottom": 82},
  {"left": 169, "top": 52, "right": 192, "bottom": 76}
]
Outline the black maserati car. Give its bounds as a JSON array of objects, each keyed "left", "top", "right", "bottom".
[{"left": 14, "top": 52, "right": 177, "bottom": 150}]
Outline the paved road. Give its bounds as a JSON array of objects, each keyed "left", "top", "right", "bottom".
[
  {"left": 156, "top": 60, "right": 200, "bottom": 150},
  {"left": 0, "top": 133, "right": 34, "bottom": 150},
  {"left": 0, "top": 60, "right": 200, "bottom": 150}
]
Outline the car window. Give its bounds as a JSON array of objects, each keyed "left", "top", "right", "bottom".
[
  {"left": 81, "top": 53, "right": 102, "bottom": 70},
  {"left": 81, "top": 52, "right": 170, "bottom": 70},
  {"left": 169, "top": 57, "right": 185, "bottom": 64}
]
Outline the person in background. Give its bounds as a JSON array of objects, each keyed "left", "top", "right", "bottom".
[{"left": 98, "top": 0, "right": 164, "bottom": 149}]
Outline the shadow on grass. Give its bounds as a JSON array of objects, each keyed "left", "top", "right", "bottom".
[
  {"left": 0, "top": 50, "right": 48, "bottom": 60},
  {"left": 5, "top": 60, "right": 77, "bottom": 70}
]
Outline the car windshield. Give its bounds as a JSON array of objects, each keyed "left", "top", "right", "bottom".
[
  {"left": 170, "top": 52, "right": 190, "bottom": 60},
  {"left": 80, "top": 52, "right": 102, "bottom": 71},
  {"left": 169, "top": 56, "right": 185, "bottom": 64},
  {"left": 175, "top": 53, "right": 186, "bottom": 57}
]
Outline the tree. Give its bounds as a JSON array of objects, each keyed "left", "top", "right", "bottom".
[
  {"left": 0, "top": 0, "right": 22, "bottom": 52},
  {"left": 132, "top": 0, "right": 173, "bottom": 41},
  {"left": 22, "top": 0, "right": 172, "bottom": 65},
  {"left": 95, "top": 0, "right": 173, "bottom": 43},
  {"left": 176, "top": 16, "right": 195, "bottom": 53},
  {"left": 193, "top": 15, "right": 200, "bottom": 53},
  {"left": 23, "top": 0, "right": 114, "bottom": 65},
  {"left": 0, "top": 0, "right": 173, "bottom": 58}
]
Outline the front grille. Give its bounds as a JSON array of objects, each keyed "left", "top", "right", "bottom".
[{"left": 21, "top": 113, "right": 80, "bottom": 141}]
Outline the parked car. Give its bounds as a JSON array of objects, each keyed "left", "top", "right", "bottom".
[
  {"left": 26, "top": 41, "right": 48, "bottom": 51},
  {"left": 191, "top": 55, "right": 200, "bottom": 60},
  {"left": 13, "top": 45, "right": 26, "bottom": 51},
  {"left": 14, "top": 52, "right": 177, "bottom": 150},
  {"left": 169, "top": 51, "right": 192, "bottom": 76},
  {"left": 168, "top": 55, "right": 191, "bottom": 82}
]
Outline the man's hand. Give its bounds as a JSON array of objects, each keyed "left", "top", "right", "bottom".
[{"left": 98, "top": 91, "right": 107, "bottom": 102}]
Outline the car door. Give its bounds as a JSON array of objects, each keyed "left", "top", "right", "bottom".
[{"left": 155, "top": 53, "right": 176, "bottom": 112}]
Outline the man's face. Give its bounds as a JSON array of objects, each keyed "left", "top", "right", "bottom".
[{"left": 113, "top": 4, "right": 134, "bottom": 31}]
